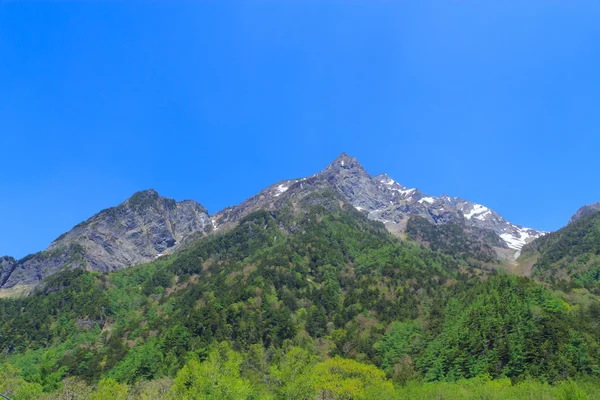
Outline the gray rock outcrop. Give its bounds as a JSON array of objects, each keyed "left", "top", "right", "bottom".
[
  {"left": 1, "top": 189, "right": 211, "bottom": 288},
  {"left": 0, "top": 256, "right": 16, "bottom": 287}
]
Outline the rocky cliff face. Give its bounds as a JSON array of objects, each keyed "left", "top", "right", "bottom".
[
  {"left": 569, "top": 202, "right": 600, "bottom": 224},
  {"left": 0, "top": 256, "right": 16, "bottom": 287},
  {"left": 213, "top": 153, "right": 544, "bottom": 252},
  {"left": 1, "top": 190, "right": 212, "bottom": 288}
]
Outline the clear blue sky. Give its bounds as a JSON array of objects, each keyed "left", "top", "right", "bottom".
[{"left": 1, "top": 2, "right": 599, "bottom": 259}]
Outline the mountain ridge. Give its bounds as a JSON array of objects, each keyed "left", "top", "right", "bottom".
[
  {"left": 1, "top": 153, "right": 546, "bottom": 290},
  {"left": 1, "top": 189, "right": 212, "bottom": 289},
  {"left": 212, "top": 153, "right": 545, "bottom": 253}
]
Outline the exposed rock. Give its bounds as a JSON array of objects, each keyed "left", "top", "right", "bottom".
[
  {"left": 569, "top": 202, "right": 600, "bottom": 224},
  {"left": 213, "top": 153, "right": 544, "bottom": 252},
  {"left": 1, "top": 190, "right": 211, "bottom": 288},
  {"left": 0, "top": 256, "right": 16, "bottom": 287},
  {"left": 76, "top": 317, "right": 96, "bottom": 330}
]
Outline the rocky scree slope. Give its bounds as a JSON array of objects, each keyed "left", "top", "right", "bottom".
[{"left": 0, "top": 189, "right": 211, "bottom": 288}]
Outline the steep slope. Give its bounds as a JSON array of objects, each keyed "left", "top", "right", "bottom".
[
  {"left": 1, "top": 189, "right": 212, "bottom": 289},
  {"left": 405, "top": 216, "right": 499, "bottom": 263},
  {"left": 213, "top": 153, "right": 543, "bottom": 254},
  {"left": 569, "top": 202, "right": 600, "bottom": 224},
  {"left": 0, "top": 256, "right": 16, "bottom": 287},
  {"left": 523, "top": 210, "right": 600, "bottom": 286}
]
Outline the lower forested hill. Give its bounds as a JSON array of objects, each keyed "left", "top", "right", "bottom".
[
  {"left": 522, "top": 211, "right": 600, "bottom": 289},
  {"left": 2, "top": 192, "right": 600, "bottom": 399}
]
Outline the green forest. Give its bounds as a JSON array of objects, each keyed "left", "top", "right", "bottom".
[{"left": 2, "top": 197, "right": 600, "bottom": 399}]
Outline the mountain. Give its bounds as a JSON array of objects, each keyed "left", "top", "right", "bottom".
[
  {"left": 523, "top": 209, "right": 600, "bottom": 287},
  {"left": 1, "top": 189, "right": 212, "bottom": 289},
  {"left": 569, "top": 202, "right": 600, "bottom": 224},
  {"left": 1, "top": 153, "right": 543, "bottom": 290},
  {"left": 4, "top": 155, "right": 600, "bottom": 399},
  {"left": 2, "top": 183, "right": 598, "bottom": 399},
  {"left": 214, "top": 153, "right": 544, "bottom": 254}
]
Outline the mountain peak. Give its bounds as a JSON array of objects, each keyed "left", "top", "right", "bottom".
[
  {"left": 128, "top": 188, "right": 160, "bottom": 200},
  {"left": 323, "top": 152, "right": 365, "bottom": 173},
  {"left": 125, "top": 189, "right": 174, "bottom": 212},
  {"left": 373, "top": 173, "right": 392, "bottom": 182}
]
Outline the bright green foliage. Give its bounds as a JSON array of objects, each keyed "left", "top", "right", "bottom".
[
  {"left": 314, "top": 357, "right": 395, "bottom": 399},
  {"left": 171, "top": 342, "right": 255, "bottom": 399},
  {"left": 269, "top": 346, "right": 318, "bottom": 399},
  {"left": 88, "top": 378, "right": 128, "bottom": 400},
  {"left": 0, "top": 364, "right": 43, "bottom": 400},
  {"left": 396, "top": 375, "right": 600, "bottom": 399}
]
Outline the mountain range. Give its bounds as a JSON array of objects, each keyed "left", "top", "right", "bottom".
[{"left": 0, "top": 152, "right": 564, "bottom": 291}]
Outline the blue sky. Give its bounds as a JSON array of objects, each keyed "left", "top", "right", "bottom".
[{"left": 1, "top": 1, "right": 600, "bottom": 258}]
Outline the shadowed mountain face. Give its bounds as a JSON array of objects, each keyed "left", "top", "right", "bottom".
[
  {"left": 405, "top": 216, "right": 501, "bottom": 263},
  {"left": 2, "top": 153, "right": 544, "bottom": 289},
  {"left": 1, "top": 190, "right": 212, "bottom": 288}
]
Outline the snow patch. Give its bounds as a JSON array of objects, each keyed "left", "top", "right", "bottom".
[
  {"left": 274, "top": 184, "right": 289, "bottom": 197},
  {"left": 418, "top": 196, "right": 436, "bottom": 204},
  {"left": 379, "top": 176, "right": 396, "bottom": 185},
  {"left": 474, "top": 210, "right": 492, "bottom": 221},
  {"left": 500, "top": 233, "right": 527, "bottom": 250},
  {"left": 500, "top": 226, "right": 544, "bottom": 250},
  {"left": 463, "top": 204, "right": 489, "bottom": 219},
  {"left": 398, "top": 188, "right": 416, "bottom": 196}
]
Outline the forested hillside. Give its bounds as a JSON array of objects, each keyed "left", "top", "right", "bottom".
[
  {"left": 523, "top": 211, "right": 600, "bottom": 289},
  {"left": 2, "top": 193, "right": 600, "bottom": 399}
]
